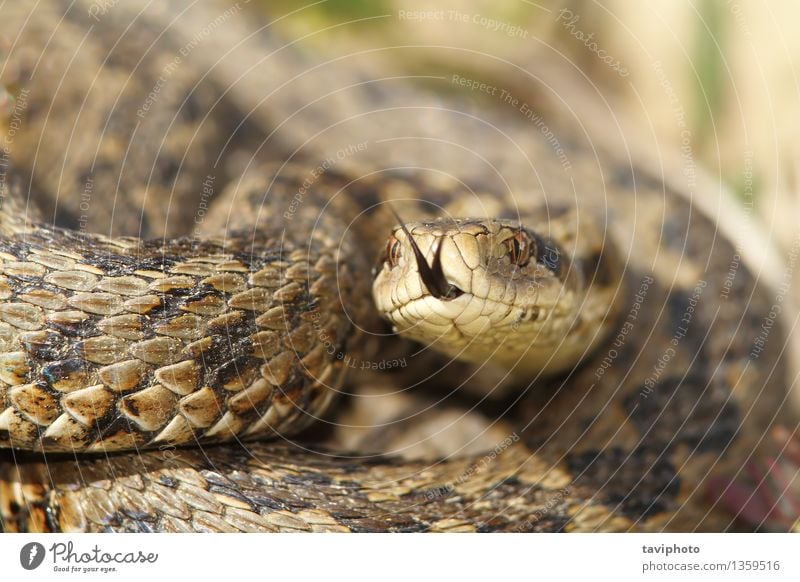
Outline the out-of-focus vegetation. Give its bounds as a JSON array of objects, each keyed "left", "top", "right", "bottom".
[{"left": 253, "top": 0, "right": 799, "bottom": 259}]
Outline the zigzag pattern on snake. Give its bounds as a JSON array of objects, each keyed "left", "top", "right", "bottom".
[{"left": 0, "top": 1, "right": 796, "bottom": 532}]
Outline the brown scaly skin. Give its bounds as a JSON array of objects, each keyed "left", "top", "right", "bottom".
[
  {"left": 0, "top": 170, "right": 635, "bottom": 533},
  {"left": 0, "top": 1, "right": 797, "bottom": 532},
  {"left": 0, "top": 193, "right": 360, "bottom": 452}
]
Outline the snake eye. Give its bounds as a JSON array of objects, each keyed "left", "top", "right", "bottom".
[
  {"left": 386, "top": 236, "right": 402, "bottom": 267},
  {"left": 507, "top": 231, "right": 532, "bottom": 266}
]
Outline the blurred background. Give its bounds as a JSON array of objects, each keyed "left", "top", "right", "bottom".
[
  {"left": 3, "top": 0, "right": 797, "bottom": 255},
  {"left": 258, "top": 0, "right": 800, "bottom": 260}
]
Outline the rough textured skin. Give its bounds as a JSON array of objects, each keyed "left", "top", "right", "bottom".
[
  {"left": 0, "top": 1, "right": 796, "bottom": 532},
  {"left": 0, "top": 2, "right": 259, "bottom": 239},
  {"left": 0, "top": 167, "right": 371, "bottom": 453},
  {"left": 372, "top": 213, "right": 625, "bottom": 377},
  {"left": 3, "top": 441, "right": 622, "bottom": 533}
]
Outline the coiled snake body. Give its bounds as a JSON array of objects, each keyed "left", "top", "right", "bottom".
[{"left": 0, "top": 2, "right": 797, "bottom": 532}]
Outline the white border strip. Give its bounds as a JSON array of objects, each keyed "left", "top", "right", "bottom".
[{"left": 1, "top": 533, "right": 798, "bottom": 581}]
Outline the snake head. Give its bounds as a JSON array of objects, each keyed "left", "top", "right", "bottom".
[{"left": 372, "top": 216, "right": 622, "bottom": 375}]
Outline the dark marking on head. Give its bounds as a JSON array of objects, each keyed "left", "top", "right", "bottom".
[
  {"left": 581, "top": 250, "right": 616, "bottom": 287},
  {"left": 532, "top": 233, "right": 563, "bottom": 278}
]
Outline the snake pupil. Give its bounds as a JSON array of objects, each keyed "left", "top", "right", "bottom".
[
  {"left": 508, "top": 231, "right": 531, "bottom": 266},
  {"left": 387, "top": 237, "right": 401, "bottom": 267}
]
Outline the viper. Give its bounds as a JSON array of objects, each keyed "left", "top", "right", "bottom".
[{"left": 0, "top": 1, "right": 797, "bottom": 532}]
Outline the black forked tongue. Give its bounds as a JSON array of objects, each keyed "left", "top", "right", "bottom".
[{"left": 388, "top": 206, "right": 463, "bottom": 300}]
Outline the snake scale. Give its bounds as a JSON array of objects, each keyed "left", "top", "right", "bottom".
[{"left": 0, "top": 1, "right": 798, "bottom": 532}]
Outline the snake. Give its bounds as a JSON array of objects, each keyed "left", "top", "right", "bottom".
[{"left": 0, "top": 1, "right": 798, "bottom": 532}]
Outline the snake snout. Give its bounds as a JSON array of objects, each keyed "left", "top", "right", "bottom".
[
  {"left": 441, "top": 283, "right": 465, "bottom": 300},
  {"left": 423, "top": 238, "right": 467, "bottom": 301},
  {"left": 403, "top": 233, "right": 464, "bottom": 301}
]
